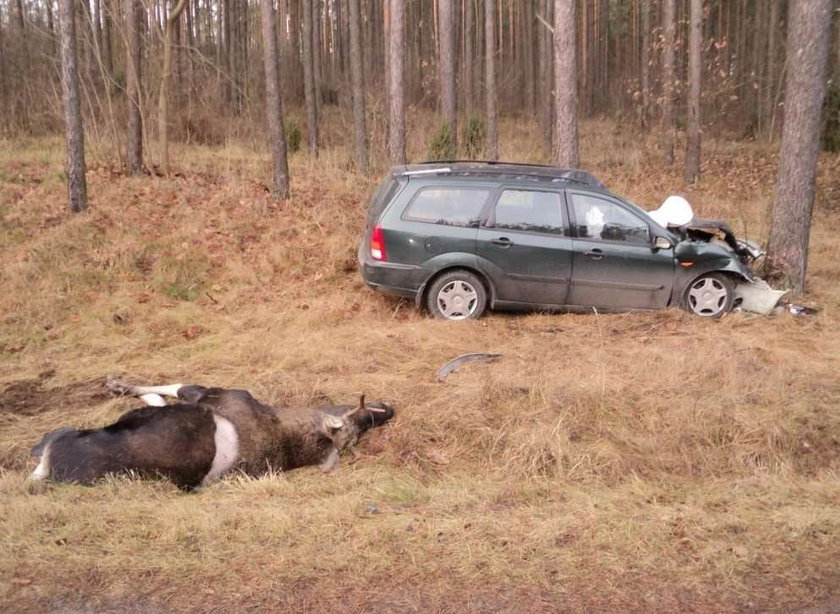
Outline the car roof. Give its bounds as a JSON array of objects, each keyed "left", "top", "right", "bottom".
[{"left": 393, "top": 161, "right": 607, "bottom": 190}]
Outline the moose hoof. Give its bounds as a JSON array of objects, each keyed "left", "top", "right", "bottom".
[{"left": 106, "top": 377, "right": 135, "bottom": 396}]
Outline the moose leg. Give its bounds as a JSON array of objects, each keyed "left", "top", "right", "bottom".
[{"left": 107, "top": 378, "right": 184, "bottom": 406}]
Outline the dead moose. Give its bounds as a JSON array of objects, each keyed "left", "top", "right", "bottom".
[{"left": 30, "top": 379, "right": 395, "bottom": 490}]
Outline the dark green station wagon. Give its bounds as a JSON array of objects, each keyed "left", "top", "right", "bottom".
[{"left": 358, "top": 162, "right": 762, "bottom": 320}]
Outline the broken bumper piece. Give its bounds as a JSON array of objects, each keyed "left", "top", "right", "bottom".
[{"left": 733, "top": 278, "right": 787, "bottom": 315}]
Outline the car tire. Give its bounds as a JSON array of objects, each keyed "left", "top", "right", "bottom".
[
  {"left": 426, "top": 270, "right": 488, "bottom": 321},
  {"left": 683, "top": 272, "right": 735, "bottom": 318}
]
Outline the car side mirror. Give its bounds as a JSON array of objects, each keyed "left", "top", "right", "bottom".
[{"left": 652, "top": 236, "right": 672, "bottom": 251}]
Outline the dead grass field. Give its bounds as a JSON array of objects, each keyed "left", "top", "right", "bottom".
[{"left": 1, "top": 115, "right": 840, "bottom": 613}]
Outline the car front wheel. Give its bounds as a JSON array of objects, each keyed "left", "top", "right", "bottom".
[
  {"left": 683, "top": 272, "right": 735, "bottom": 318},
  {"left": 426, "top": 270, "right": 488, "bottom": 321}
]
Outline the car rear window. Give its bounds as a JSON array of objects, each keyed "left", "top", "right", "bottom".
[
  {"left": 365, "top": 176, "right": 402, "bottom": 228},
  {"left": 402, "top": 187, "right": 491, "bottom": 227},
  {"left": 491, "top": 189, "right": 565, "bottom": 235}
]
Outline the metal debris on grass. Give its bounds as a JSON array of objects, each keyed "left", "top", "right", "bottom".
[{"left": 436, "top": 353, "right": 501, "bottom": 382}]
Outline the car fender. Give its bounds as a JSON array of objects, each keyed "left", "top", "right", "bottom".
[
  {"left": 414, "top": 253, "right": 495, "bottom": 308},
  {"left": 672, "top": 242, "right": 755, "bottom": 304}
]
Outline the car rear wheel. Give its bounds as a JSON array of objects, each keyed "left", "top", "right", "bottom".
[
  {"left": 683, "top": 272, "right": 735, "bottom": 318},
  {"left": 426, "top": 271, "right": 488, "bottom": 321}
]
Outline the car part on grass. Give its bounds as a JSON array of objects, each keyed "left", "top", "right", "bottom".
[
  {"left": 437, "top": 353, "right": 502, "bottom": 382},
  {"left": 779, "top": 302, "right": 819, "bottom": 316},
  {"left": 733, "top": 278, "right": 788, "bottom": 315}
]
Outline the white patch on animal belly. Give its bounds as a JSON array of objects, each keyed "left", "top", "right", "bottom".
[
  {"left": 140, "top": 393, "right": 167, "bottom": 407},
  {"left": 31, "top": 443, "right": 51, "bottom": 480},
  {"left": 202, "top": 415, "right": 240, "bottom": 486}
]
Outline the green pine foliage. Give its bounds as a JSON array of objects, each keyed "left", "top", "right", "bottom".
[
  {"left": 462, "top": 115, "right": 486, "bottom": 159},
  {"left": 285, "top": 118, "right": 302, "bottom": 154},
  {"left": 428, "top": 122, "right": 457, "bottom": 160}
]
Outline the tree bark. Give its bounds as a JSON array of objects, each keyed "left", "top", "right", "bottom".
[
  {"left": 553, "top": 0, "right": 578, "bottom": 167},
  {"left": 58, "top": 0, "right": 87, "bottom": 212},
  {"left": 0, "top": 8, "right": 7, "bottom": 116},
  {"left": 640, "top": 0, "right": 650, "bottom": 128},
  {"left": 538, "top": 0, "right": 553, "bottom": 153},
  {"left": 388, "top": 0, "right": 405, "bottom": 165},
  {"left": 312, "top": 0, "right": 323, "bottom": 112},
  {"left": 763, "top": 0, "right": 780, "bottom": 141},
  {"left": 102, "top": 0, "right": 113, "bottom": 78},
  {"left": 439, "top": 0, "right": 457, "bottom": 150},
  {"left": 464, "top": 0, "right": 474, "bottom": 113},
  {"left": 523, "top": 0, "right": 535, "bottom": 114},
  {"left": 661, "top": 0, "right": 676, "bottom": 164},
  {"left": 765, "top": 0, "right": 832, "bottom": 294},
  {"left": 259, "top": 0, "right": 290, "bottom": 198},
  {"left": 302, "top": 0, "right": 319, "bottom": 155},
  {"left": 684, "top": 0, "right": 702, "bottom": 184},
  {"left": 349, "top": 0, "right": 368, "bottom": 172},
  {"left": 158, "top": 0, "right": 189, "bottom": 175},
  {"left": 484, "top": 0, "right": 497, "bottom": 160},
  {"left": 288, "top": 0, "right": 303, "bottom": 104},
  {"left": 126, "top": 0, "right": 143, "bottom": 174}
]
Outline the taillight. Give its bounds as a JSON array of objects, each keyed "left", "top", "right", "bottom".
[{"left": 370, "top": 225, "right": 386, "bottom": 261}]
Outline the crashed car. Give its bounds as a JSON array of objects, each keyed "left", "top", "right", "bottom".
[{"left": 358, "top": 161, "right": 784, "bottom": 320}]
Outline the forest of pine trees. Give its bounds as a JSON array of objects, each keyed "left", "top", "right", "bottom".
[
  {"left": 1, "top": 0, "right": 839, "bottom": 290},
  {"left": 2, "top": 1, "right": 838, "bottom": 153}
]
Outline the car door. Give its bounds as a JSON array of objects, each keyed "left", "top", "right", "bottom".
[
  {"left": 475, "top": 188, "right": 572, "bottom": 306},
  {"left": 566, "top": 191, "right": 675, "bottom": 310}
]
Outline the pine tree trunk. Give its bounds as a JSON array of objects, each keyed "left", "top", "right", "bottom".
[
  {"left": 289, "top": 0, "right": 303, "bottom": 103},
  {"left": 553, "top": 0, "right": 578, "bottom": 168},
  {"left": 312, "top": 0, "right": 323, "bottom": 113},
  {"left": 388, "top": 0, "right": 405, "bottom": 165},
  {"left": 766, "top": 0, "right": 832, "bottom": 294},
  {"left": 484, "top": 0, "right": 497, "bottom": 160},
  {"left": 126, "top": 0, "right": 143, "bottom": 174},
  {"left": 59, "top": 0, "right": 87, "bottom": 212},
  {"left": 302, "top": 0, "right": 319, "bottom": 155},
  {"left": 349, "top": 0, "right": 368, "bottom": 172},
  {"left": 640, "top": 0, "right": 650, "bottom": 128},
  {"left": 464, "top": 0, "right": 474, "bottom": 113},
  {"left": 259, "top": 0, "right": 290, "bottom": 198},
  {"left": 661, "top": 0, "right": 676, "bottom": 164},
  {"left": 102, "top": 0, "right": 113, "bottom": 78},
  {"left": 763, "top": 0, "right": 780, "bottom": 141},
  {"left": 158, "top": 0, "right": 188, "bottom": 175},
  {"left": 523, "top": 0, "right": 535, "bottom": 114},
  {"left": 684, "top": 0, "right": 702, "bottom": 184},
  {"left": 0, "top": 15, "right": 5, "bottom": 118},
  {"left": 439, "top": 0, "right": 457, "bottom": 151}
]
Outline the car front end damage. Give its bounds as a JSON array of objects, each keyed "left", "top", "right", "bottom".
[{"left": 676, "top": 218, "right": 786, "bottom": 315}]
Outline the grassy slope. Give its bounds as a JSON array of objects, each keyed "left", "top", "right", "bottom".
[{"left": 1, "top": 117, "right": 839, "bottom": 612}]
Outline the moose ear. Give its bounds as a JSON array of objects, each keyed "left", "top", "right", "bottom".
[{"left": 321, "top": 413, "right": 345, "bottom": 433}]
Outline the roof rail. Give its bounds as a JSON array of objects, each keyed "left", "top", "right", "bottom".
[
  {"left": 405, "top": 161, "right": 604, "bottom": 188},
  {"left": 418, "top": 159, "right": 558, "bottom": 168}
]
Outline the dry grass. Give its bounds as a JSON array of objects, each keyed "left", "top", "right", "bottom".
[{"left": 1, "top": 114, "right": 840, "bottom": 613}]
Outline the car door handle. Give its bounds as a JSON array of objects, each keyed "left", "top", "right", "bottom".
[
  {"left": 584, "top": 249, "right": 604, "bottom": 260},
  {"left": 491, "top": 237, "right": 513, "bottom": 247}
]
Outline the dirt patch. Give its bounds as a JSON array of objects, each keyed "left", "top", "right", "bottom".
[{"left": 0, "top": 372, "right": 110, "bottom": 417}]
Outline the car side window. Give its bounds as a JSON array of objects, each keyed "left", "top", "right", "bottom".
[
  {"left": 571, "top": 194, "right": 651, "bottom": 245},
  {"left": 402, "top": 187, "right": 491, "bottom": 227},
  {"left": 491, "top": 189, "right": 565, "bottom": 235}
]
